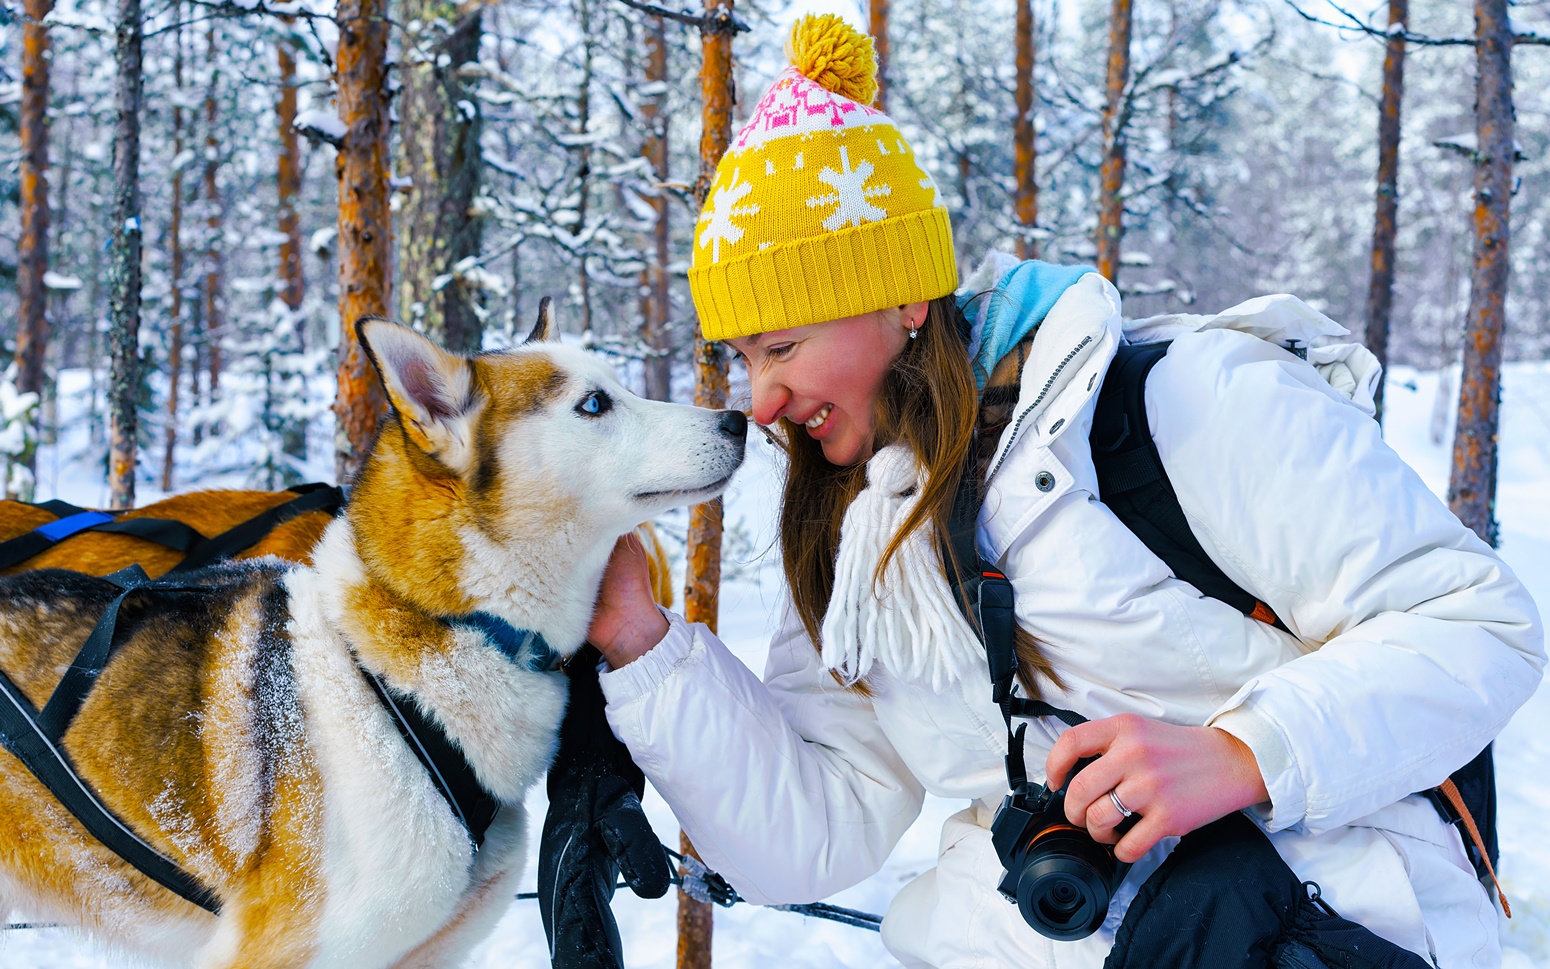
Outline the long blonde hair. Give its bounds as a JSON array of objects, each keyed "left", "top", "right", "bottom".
[{"left": 770, "top": 295, "right": 1056, "bottom": 695}]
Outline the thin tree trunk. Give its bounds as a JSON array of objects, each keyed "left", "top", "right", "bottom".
[
  {"left": 107, "top": 0, "right": 144, "bottom": 509},
  {"left": 333, "top": 0, "right": 392, "bottom": 483},
  {"left": 870, "top": 0, "right": 889, "bottom": 112},
  {"left": 1095, "top": 0, "right": 1134, "bottom": 283},
  {"left": 162, "top": 10, "right": 185, "bottom": 491},
  {"left": 203, "top": 22, "right": 224, "bottom": 402},
  {"left": 1364, "top": 0, "right": 1408, "bottom": 424},
  {"left": 1014, "top": 0, "right": 1038, "bottom": 259},
  {"left": 394, "top": 2, "right": 484, "bottom": 353},
  {"left": 17, "top": 0, "right": 54, "bottom": 491},
  {"left": 575, "top": 0, "right": 595, "bottom": 337},
  {"left": 1447, "top": 0, "right": 1514, "bottom": 546},
  {"left": 276, "top": 20, "right": 309, "bottom": 471},
  {"left": 278, "top": 23, "right": 306, "bottom": 336},
  {"left": 679, "top": 5, "right": 735, "bottom": 967},
  {"left": 640, "top": 14, "right": 671, "bottom": 401}
]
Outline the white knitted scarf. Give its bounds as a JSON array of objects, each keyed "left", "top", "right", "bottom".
[{"left": 820, "top": 444, "right": 986, "bottom": 691}]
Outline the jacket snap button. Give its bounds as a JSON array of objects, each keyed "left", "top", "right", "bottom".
[
  {"left": 1035, "top": 471, "right": 1055, "bottom": 492},
  {"left": 1049, "top": 418, "right": 1065, "bottom": 434}
]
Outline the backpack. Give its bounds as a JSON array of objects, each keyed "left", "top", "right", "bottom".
[{"left": 1089, "top": 336, "right": 1500, "bottom": 893}]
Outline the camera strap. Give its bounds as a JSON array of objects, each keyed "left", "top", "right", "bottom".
[{"left": 943, "top": 469, "right": 1087, "bottom": 798}]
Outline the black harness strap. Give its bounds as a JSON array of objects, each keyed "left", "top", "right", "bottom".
[
  {"left": 0, "top": 484, "right": 345, "bottom": 576},
  {"left": 362, "top": 668, "right": 501, "bottom": 848},
  {"left": 0, "top": 559, "right": 514, "bottom": 911},
  {"left": 166, "top": 484, "right": 344, "bottom": 576},
  {"left": 0, "top": 565, "right": 222, "bottom": 912}
]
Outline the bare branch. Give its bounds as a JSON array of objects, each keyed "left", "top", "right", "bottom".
[
  {"left": 609, "top": 0, "right": 750, "bottom": 35},
  {"left": 1281, "top": 0, "right": 1550, "bottom": 46}
]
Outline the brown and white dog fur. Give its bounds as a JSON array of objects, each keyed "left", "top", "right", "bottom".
[{"left": 0, "top": 308, "right": 745, "bottom": 967}]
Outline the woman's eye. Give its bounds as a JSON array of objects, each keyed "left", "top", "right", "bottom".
[
  {"left": 576, "top": 391, "right": 612, "bottom": 417},
  {"left": 767, "top": 343, "right": 794, "bottom": 359}
]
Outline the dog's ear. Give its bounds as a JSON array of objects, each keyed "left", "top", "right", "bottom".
[
  {"left": 357, "top": 317, "right": 481, "bottom": 468},
  {"left": 524, "top": 297, "right": 557, "bottom": 344}
]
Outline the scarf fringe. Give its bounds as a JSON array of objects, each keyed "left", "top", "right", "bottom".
[{"left": 821, "top": 445, "right": 985, "bottom": 691}]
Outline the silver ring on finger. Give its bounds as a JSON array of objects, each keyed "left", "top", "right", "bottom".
[{"left": 1109, "top": 789, "right": 1134, "bottom": 819}]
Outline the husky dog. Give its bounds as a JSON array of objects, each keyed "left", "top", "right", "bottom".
[{"left": 0, "top": 308, "right": 747, "bottom": 968}]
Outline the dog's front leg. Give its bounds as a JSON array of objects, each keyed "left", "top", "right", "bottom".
[{"left": 386, "top": 805, "right": 532, "bottom": 969}]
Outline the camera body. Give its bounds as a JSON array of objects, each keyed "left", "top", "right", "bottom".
[{"left": 990, "top": 760, "right": 1133, "bottom": 941}]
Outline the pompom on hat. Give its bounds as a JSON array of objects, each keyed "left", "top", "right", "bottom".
[{"left": 689, "top": 14, "right": 958, "bottom": 342}]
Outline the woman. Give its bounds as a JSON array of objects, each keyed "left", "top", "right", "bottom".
[{"left": 588, "top": 16, "right": 1543, "bottom": 968}]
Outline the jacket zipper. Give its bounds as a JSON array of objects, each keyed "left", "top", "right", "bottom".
[{"left": 985, "top": 334, "right": 1094, "bottom": 483}]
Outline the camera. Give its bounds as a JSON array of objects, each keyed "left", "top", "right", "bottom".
[{"left": 990, "top": 758, "right": 1135, "bottom": 941}]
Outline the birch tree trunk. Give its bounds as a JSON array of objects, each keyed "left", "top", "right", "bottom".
[
  {"left": 107, "top": 0, "right": 144, "bottom": 509},
  {"left": 334, "top": 0, "right": 392, "bottom": 483},
  {"left": 679, "top": 6, "right": 735, "bottom": 966},
  {"left": 1014, "top": 0, "right": 1038, "bottom": 259},
  {"left": 870, "top": 0, "right": 890, "bottom": 112},
  {"left": 162, "top": 11, "right": 185, "bottom": 491},
  {"left": 1095, "top": 0, "right": 1134, "bottom": 283},
  {"left": 1447, "top": 0, "right": 1514, "bottom": 546},
  {"left": 1364, "top": 0, "right": 1408, "bottom": 424},
  {"left": 17, "top": 0, "right": 54, "bottom": 491},
  {"left": 394, "top": 1, "right": 484, "bottom": 353},
  {"left": 640, "top": 15, "right": 672, "bottom": 401}
]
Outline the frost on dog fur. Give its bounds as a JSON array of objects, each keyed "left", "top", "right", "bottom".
[{"left": 0, "top": 314, "right": 747, "bottom": 968}]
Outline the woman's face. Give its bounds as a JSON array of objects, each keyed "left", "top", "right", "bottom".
[{"left": 727, "top": 305, "right": 919, "bottom": 467}]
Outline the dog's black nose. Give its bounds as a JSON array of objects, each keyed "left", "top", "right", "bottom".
[{"left": 719, "top": 410, "right": 748, "bottom": 439}]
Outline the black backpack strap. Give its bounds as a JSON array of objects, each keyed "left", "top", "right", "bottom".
[
  {"left": 1091, "top": 342, "right": 1282, "bottom": 626},
  {"left": 1093, "top": 342, "right": 1500, "bottom": 891}
]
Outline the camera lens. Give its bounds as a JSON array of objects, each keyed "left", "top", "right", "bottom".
[{"left": 1015, "top": 831, "right": 1115, "bottom": 941}]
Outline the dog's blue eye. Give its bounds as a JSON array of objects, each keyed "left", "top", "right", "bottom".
[{"left": 577, "top": 391, "right": 611, "bottom": 417}]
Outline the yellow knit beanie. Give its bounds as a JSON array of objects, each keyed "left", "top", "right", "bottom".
[{"left": 689, "top": 14, "right": 958, "bottom": 342}]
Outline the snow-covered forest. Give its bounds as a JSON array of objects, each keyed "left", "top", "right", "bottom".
[
  {"left": 1, "top": 0, "right": 1547, "bottom": 499},
  {"left": 2, "top": 0, "right": 1550, "bottom": 965}
]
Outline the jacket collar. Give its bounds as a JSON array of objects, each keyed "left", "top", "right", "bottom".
[{"left": 970, "top": 266, "right": 1124, "bottom": 482}]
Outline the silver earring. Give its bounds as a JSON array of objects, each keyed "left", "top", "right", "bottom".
[{"left": 908, "top": 326, "right": 919, "bottom": 340}]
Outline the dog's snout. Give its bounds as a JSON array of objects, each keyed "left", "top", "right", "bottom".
[{"left": 718, "top": 410, "right": 748, "bottom": 439}]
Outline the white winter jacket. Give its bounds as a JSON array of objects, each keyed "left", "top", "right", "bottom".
[{"left": 600, "top": 272, "right": 1545, "bottom": 968}]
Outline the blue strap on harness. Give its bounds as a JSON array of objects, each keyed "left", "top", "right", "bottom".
[{"left": 34, "top": 510, "right": 115, "bottom": 543}]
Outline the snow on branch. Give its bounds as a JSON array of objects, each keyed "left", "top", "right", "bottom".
[{"left": 294, "top": 109, "right": 345, "bottom": 148}]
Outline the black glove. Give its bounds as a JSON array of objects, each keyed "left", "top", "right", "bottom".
[{"left": 539, "top": 644, "right": 673, "bottom": 969}]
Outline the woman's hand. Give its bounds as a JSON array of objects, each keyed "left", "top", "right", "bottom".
[
  {"left": 588, "top": 532, "right": 670, "bottom": 669},
  {"left": 1045, "top": 714, "right": 1270, "bottom": 863}
]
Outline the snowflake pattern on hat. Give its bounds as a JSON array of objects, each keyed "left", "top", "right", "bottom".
[{"left": 807, "top": 147, "right": 892, "bottom": 232}]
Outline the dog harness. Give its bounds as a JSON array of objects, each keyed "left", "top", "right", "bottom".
[
  {"left": 0, "top": 483, "right": 345, "bottom": 575},
  {"left": 0, "top": 563, "right": 553, "bottom": 913}
]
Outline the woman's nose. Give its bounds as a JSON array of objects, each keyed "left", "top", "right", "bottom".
[{"left": 748, "top": 370, "right": 789, "bottom": 426}]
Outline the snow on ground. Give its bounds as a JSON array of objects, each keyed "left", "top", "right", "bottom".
[{"left": 3, "top": 361, "right": 1550, "bottom": 967}]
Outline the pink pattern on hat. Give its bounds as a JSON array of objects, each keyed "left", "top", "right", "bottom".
[{"left": 732, "top": 68, "right": 884, "bottom": 153}]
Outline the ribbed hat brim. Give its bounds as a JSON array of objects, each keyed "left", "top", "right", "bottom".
[{"left": 690, "top": 207, "right": 957, "bottom": 341}]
